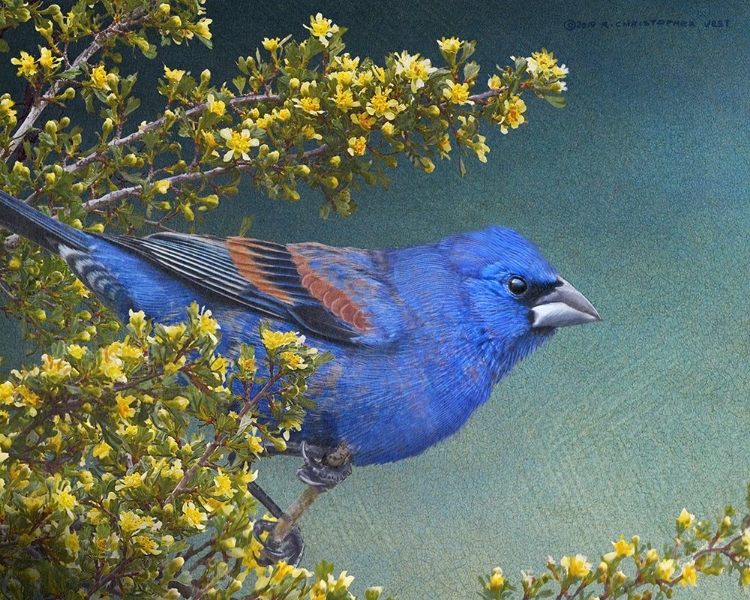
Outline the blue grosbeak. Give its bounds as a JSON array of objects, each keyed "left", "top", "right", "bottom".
[{"left": 0, "top": 189, "right": 600, "bottom": 466}]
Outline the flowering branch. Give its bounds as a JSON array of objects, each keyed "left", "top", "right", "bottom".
[
  {"left": 2, "top": 5, "right": 150, "bottom": 161},
  {"left": 480, "top": 498, "right": 750, "bottom": 599}
]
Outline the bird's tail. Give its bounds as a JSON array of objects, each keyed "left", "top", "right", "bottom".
[{"left": 0, "top": 189, "right": 91, "bottom": 253}]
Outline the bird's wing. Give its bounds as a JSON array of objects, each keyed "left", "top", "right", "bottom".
[{"left": 104, "top": 232, "right": 405, "bottom": 345}]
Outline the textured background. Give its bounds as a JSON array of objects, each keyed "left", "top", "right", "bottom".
[{"left": 2, "top": 1, "right": 749, "bottom": 597}]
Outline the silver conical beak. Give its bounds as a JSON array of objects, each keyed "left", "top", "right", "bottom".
[{"left": 531, "top": 277, "right": 601, "bottom": 329}]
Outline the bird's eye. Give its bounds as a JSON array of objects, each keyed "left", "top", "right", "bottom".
[{"left": 507, "top": 276, "right": 528, "bottom": 296}]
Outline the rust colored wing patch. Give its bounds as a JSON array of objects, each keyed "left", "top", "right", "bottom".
[
  {"left": 289, "top": 247, "right": 372, "bottom": 333},
  {"left": 226, "top": 237, "right": 294, "bottom": 304}
]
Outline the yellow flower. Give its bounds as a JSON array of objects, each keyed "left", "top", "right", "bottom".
[
  {"left": 333, "top": 84, "right": 360, "bottom": 112},
  {"left": 17, "top": 385, "right": 41, "bottom": 411},
  {"left": 41, "top": 353, "right": 73, "bottom": 380},
  {"left": 437, "top": 37, "right": 461, "bottom": 54},
  {"left": 66, "top": 344, "right": 87, "bottom": 360},
  {"left": 239, "top": 356, "right": 257, "bottom": 373},
  {"left": 294, "top": 96, "right": 323, "bottom": 115},
  {"left": 356, "top": 70, "right": 373, "bottom": 87},
  {"left": 279, "top": 351, "right": 307, "bottom": 370},
  {"left": 275, "top": 107, "right": 291, "bottom": 121},
  {"left": 532, "top": 49, "right": 557, "bottom": 71},
  {"left": 99, "top": 346, "right": 126, "bottom": 382},
  {"left": 381, "top": 122, "right": 395, "bottom": 136},
  {"left": 486, "top": 567, "right": 505, "bottom": 591},
  {"left": 154, "top": 179, "right": 170, "bottom": 194},
  {"left": 742, "top": 567, "right": 750, "bottom": 588},
  {"left": 395, "top": 51, "right": 437, "bottom": 93},
  {"left": 196, "top": 308, "right": 220, "bottom": 342},
  {"left": 0, "top": 95, "right": 17, "bottom": 122},
  {"left": 181, "top": 501, "right": 208, "bottom": 530},
  {"left": 0, "top": 381, "right": 14, "bottom": 405},
  {"left": 301, "top": 124, "right": 322, "bottom": 140},
  {"left": 71, "top": 279, "right": 90, "bottom": 297},
  {"left": 54, "top": 487, "right": 78, "bottom": 515},
  {"left": 443, "top": 80, "right": 472, "bottom": 105},
  {"left": 120, "top": 510, "right": 149, "bottom": 534},
  {"left": 304, "top": 13, "right": 339, "bottom": 46},
  {"left": 347, "top": 136, "right": 367, "bottom": 157},
  {"left": 366, "top": 86, "right": 402, "bottom": 120},
  {"left": 437, "top": 133, "right": 451, "bottom": 157},
  {"left": 92, "top": 440, "right": 112, "bottom": 459},
  {"left": 351, "top": 112, "right": 376, "bottom": 131},
  {"left": 247, "top": 433, "right": 264, "bottom": 454},
  {"left": 261, "top": 330, "right": 300, "bottom": 351},
  {"left": 612, "top": 535, "right": 635, "bottom": 558},
  {"left": 560, "top": 554, "right": 591, "bottom": 579},
  {"left": 256, "top": 113, "right": 275, "bottom": 130},
  {"left": 11, "top": 51, "right": 37, "bottom": 77},
  {"left": 262, "top": 37, "right": 280, "bottom": 52},
  {"left": 330, "top": 69, "right": 355, "bottom": 86},
  {"left": 77, "top": 469, "right": 94, "bottom": 491},
  {"left": 656, "top": 558, "right": 675, "bottom": 581},
  {"left": 64, "top": 531, "right": 80, "bottom": 555},
  {"left": 488, "top": 74, "right": 503, "bottom": 90},
  {"left": 219, "top": 128, "right": 259, "bottom": 161},
  {"left": 38, "top": 47, "right": 59, "bottom": 71},
  {"left": 135, "top": 535, "right": 161, "bottom": 555},
  {"left": 116, "top": 472, "right": 144, "bottom": 490},
  {"left": 115, "top": 393, "right": 136, "bottom": 421},
  {"left": 211, "top": 356, "right": 229, "bottom": 379},
  {"left": 163, "top": 66, "right": 186, "bottom": 83},
  {"left": 339, "top": 53, "right": 360, "bottom": 70},
  {"left": 309, "top": 580, "right": 327, "bottom": 600},
  {"left": 499, "top": 95, "right": 527, "bottom": 134},
  {"left": 645, "top": 548, "right": 660, "bottom": 564},
  {"left": 214, "top": 470, "right": 234, "bottom": 498},
  {"left": 195, "top": 18, "right": 212, "bottom": 40},
  {"left": 676, "top": 508, "right": 695, "bottom": 529},
  {"left": 206, "top": 94, "right": 225, "bottom": 116},
  {"left": 679, "top": 561, "right": 697, "bottom": 587}
]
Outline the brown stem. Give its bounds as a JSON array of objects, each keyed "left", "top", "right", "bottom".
[
  {"left": 164, "top": 372, "right": 282, "bottom": 506},
  {"left": 2, "top": 6, "right": 149, "bottom": 161},
  {"left": 66, "top": 93, "right": 281, "bottom": 175}
]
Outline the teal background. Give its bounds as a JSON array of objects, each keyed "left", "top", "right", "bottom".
[{"left": 2, "top": 1, "right": 749, "bottom": 597}]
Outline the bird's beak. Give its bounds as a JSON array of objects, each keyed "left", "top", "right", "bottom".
[{"left": 531, "top": 277, "right": 601, "bottom": 329}]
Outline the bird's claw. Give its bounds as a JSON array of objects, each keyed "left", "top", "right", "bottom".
[
  {"left": 253, "top": 519, "right": 305, "bottom": 567},
  {"left": 296, "top": 441, "right": 353, "bottom": 492}
]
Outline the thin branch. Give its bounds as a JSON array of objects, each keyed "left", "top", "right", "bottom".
[
  {"left": 2, "top": 6, "right": 149, "bottom": 161},
  {"left": 65, "top": 92, "right": 281, "bottom": 175},
  {"left": 163, "top": 372, "right": 282, "bottom": 506}
]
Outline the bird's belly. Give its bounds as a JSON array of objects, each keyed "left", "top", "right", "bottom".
[{"left": 301, "top": 348, "right": 493, "bottom": 466}]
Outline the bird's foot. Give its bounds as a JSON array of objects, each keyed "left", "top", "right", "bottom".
[
  {"left": 254, "top": 519, "right": 305, "bottom": 567},
  {"left": 296, "top": 441, "right": 353, "bottom": 492}
]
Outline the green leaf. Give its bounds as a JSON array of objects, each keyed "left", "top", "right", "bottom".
[
  {"left": 463, "top": 61, "right": 480, "bottom": 82},
  {"left": 238, "top": 215, "right": 254, "bottom": 237},
  {"left": 458, "top": 154, "right": 467, "bottom": 178},
  {"left": 543, "top": 94, "right": 566, "bottom": 109},
  {"left": 0, "top": 39, "right": 8, "bottom": 53},
  {"left": 124, "top": 97, "right": 141, "bottom": 117},
  {"left": 314, "top": 561, "right": 335, "bottom": 581},
  {"left": 232, "top": 75, "right": 246, "bottom": 94}
]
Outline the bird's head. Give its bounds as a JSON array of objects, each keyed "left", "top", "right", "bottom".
[{"left": 444, "top": 226, "right": 601, "bottom": 361}]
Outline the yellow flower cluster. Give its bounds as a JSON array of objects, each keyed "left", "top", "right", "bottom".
[
  {"left": 560, "top": 554, "right": 592, "bottom": 579},
  {"left": 261, "top": 329, "right": 302, "bottom": 351}
]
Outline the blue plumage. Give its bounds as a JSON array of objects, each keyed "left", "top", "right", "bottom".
[{"left": 0, "top": 190, "right": 600, "bottom": 465}]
